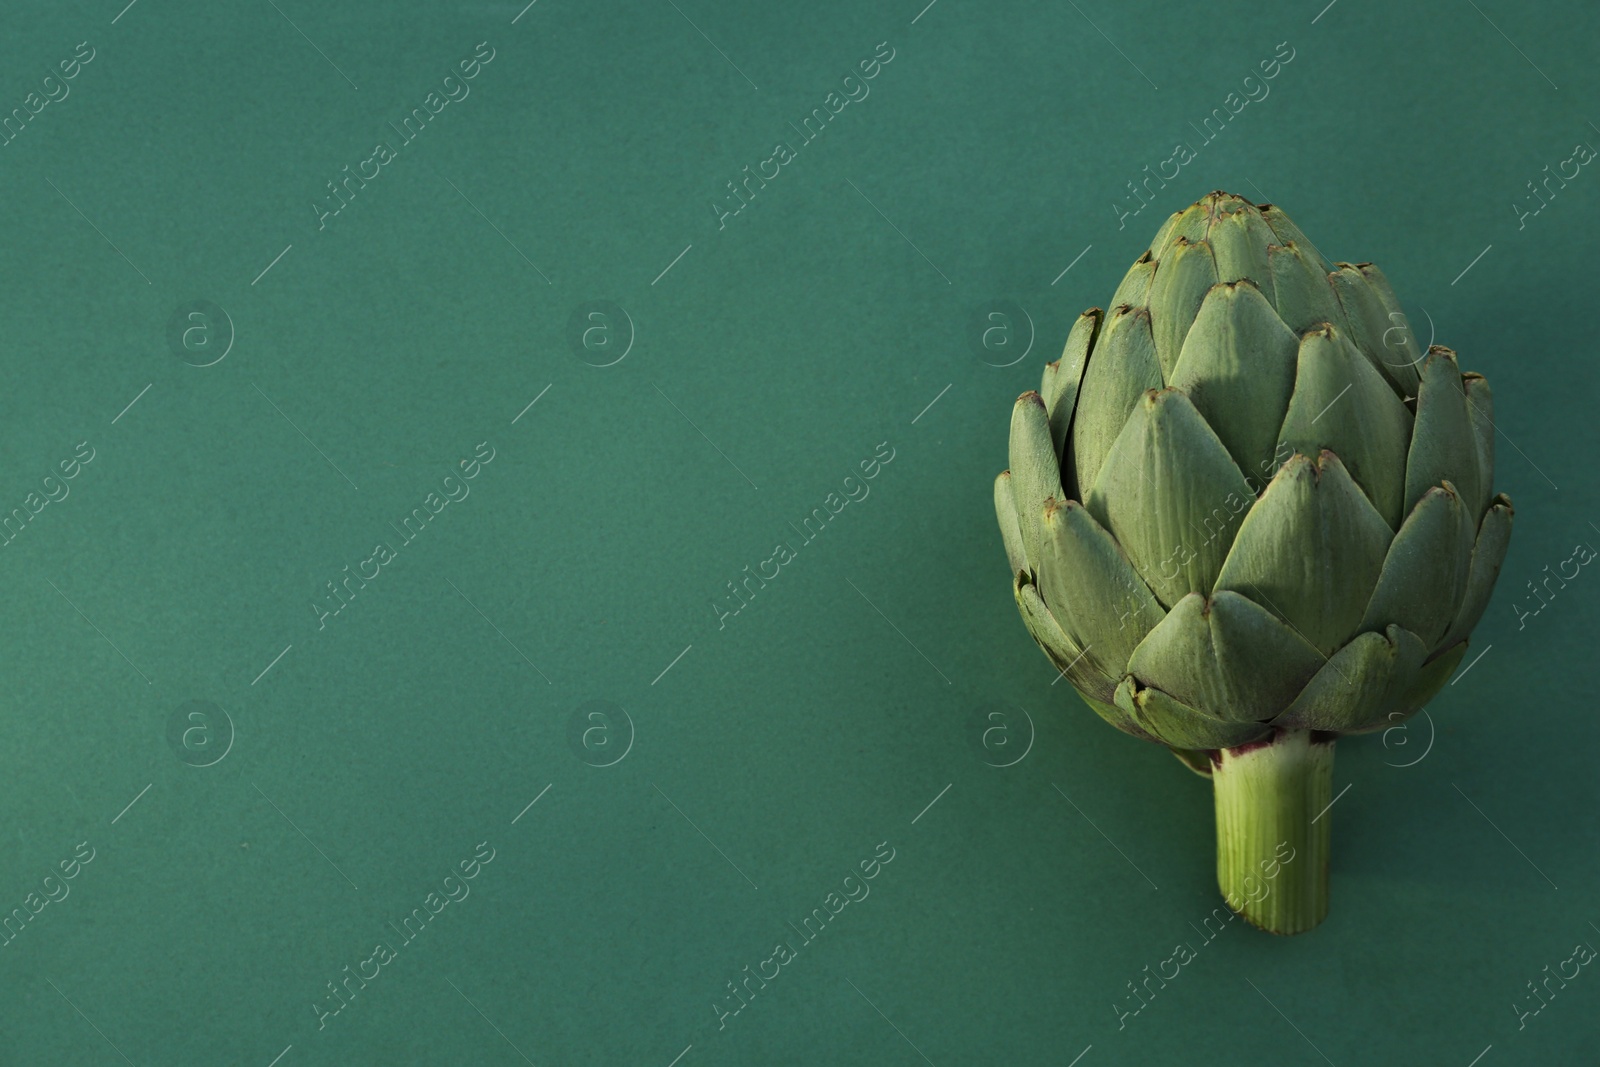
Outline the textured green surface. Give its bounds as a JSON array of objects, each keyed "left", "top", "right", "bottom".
[{"left": 0, "top": 0, "right": 1595, "bottom": 1063}]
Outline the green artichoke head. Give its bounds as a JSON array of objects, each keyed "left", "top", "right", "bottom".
[{"left": 996, "top": 190, "right": 1512, "bottom": 760}]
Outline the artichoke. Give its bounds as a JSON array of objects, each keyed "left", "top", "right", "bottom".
[{"left": 995, "top": 191, "right": 1511, "bottom": 934}]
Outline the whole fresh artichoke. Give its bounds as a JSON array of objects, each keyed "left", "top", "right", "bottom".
[{"left": 995, "top": 191, "right": 1511, "bottom": 934}]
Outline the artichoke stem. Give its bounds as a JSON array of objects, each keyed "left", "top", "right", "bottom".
[{"left": 1211, "top": 729, "right": 1332, "bottom": 935}]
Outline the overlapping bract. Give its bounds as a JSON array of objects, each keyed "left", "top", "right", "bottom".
[{"left": 996, "top": 192, "right": 1512, "bottom": 755}]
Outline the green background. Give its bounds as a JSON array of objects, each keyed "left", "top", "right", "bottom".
[{"left": 0, "top": 0, "right": 1595, "bottom": 1063}]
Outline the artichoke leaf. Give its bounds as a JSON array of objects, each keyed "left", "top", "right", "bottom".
[
  {"left": 1038, "top": 499, "right": 1166, "bottom": 680},
  {"left": 1169, "top": 746, "right": 1215, "bottom": 777},
  {"left": 1086, "top": 388, "right": 1256, "bottom": 610},
  {"left": 1008, "top": 391, "right": 1060, "bottom": 574},
  {"left": 1352, "top": 640, "right": 1469, "bottom": 733},
  {"left": 1043, "top": 308, "right": 1102, "bottom": 463},
  {"left": 1081, "top": 690, "right": 1153, "bottom": 740},
  {"left": 1208, "top": 204, "right": 1278, "bottom": 305},
  {"left": 1214, "top": 451, "right": 1392, "bottom": 657},
  {"left": 1268, "top": 242, "right": 1344, "bottom": 336},
  {"left": 1404, "top": 347, "right": 1480, "bottom": 517},
  {"left": 1015, "top": 575, "right": 1128, "bottom": 709},
  {"left": 1260, "top": 205, "right": 1332, "bottom": 274},
  {"left": 1329, "top": 265, "right": 1421, "bottom": 398},
  {"left": 1114, "top": 676, "right": 1273, "bottom": 749},
  {"left": 1169, "top": 280, "right": 1300, "bottom": 482},
  {"left": 1463, "top": 373, "right": 1496, "bottom": 521},
  {"left": 1127, "top": 590, "right": 1326, "bottom": 723},
  {"left": 1271, "top": 625, "right": 1429, "bottom": 733},
  {"left": 994, "top": 471, "right": 1028, "bottom": 578},
  {"left": 1358, "top": 264, "right": 1426, "bottom": 376},
  {"left": 1276, "top": 324, "right": 1413, "bottom": 530},
  {"left": 1147, "top": 237, "right": 1218, "bottom": 378},
  {"left": 1152, "top": 201, "right": 1210, "bottom": 262},
  {"left": 1069, "top": 305, "right": 1163, "bottom": 495},
  {"left": 1109, "top": 255, "right": 1156, "bottom": 311},
  {"left": 1359, "top": 483, "right": 1475, "bottom": 648},
  {"left": 1017, "top": 576, "right": 1149, "bottom": 739},
  {"left": 1040, "top": 360, "right": 1060, "bottom": 416},
  {"left": 1439, "top": 496, "right": 1514, "bottom": 650}
]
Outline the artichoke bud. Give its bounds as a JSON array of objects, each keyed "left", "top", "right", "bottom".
[{"left": 995, "top": 190, "right": 1513, "bottom": 935}]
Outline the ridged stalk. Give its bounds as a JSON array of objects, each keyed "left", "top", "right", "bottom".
[{"left": 1212, "top": 729, "right": 1332, "bottom": 935}]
